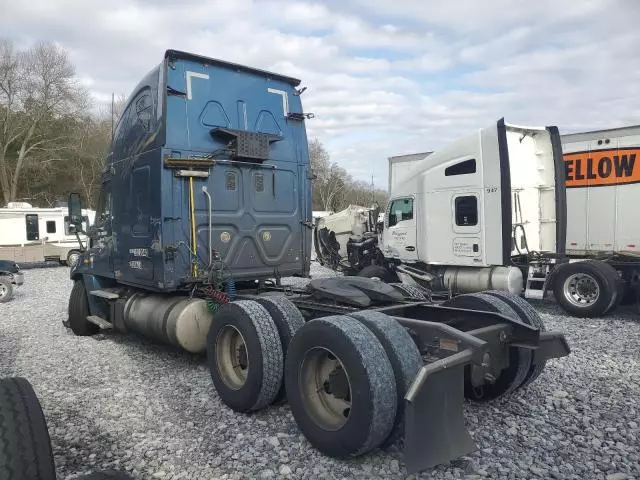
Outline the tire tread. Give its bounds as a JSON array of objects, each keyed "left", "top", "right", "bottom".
[
  {"left": 68, "top": 280, "right": 98, "bottom": 336},
  {"left": 347, "top": 310, "right": 422, "bottom": 446},
  {"left": 0, "top": 377, "right": 56, "bottom": 480},
  {"left": 232, "top": 301, "right": 283, "bottom": 411},
  {"left": 484, "top": 290, "right": 547, "bottom": 388}
]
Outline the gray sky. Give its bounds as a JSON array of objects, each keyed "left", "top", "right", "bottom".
[{"left": 2, "top": 0, "right": 638, "bottom": 187}]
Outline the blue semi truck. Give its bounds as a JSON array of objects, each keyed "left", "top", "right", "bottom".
[{"left": 64, "top": 49, "right": 570, "bottom": 474}]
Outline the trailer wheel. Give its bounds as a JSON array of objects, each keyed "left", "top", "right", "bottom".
[
  {"left": 388, "top": 282, "right": 428, "bottom": 301},
  {"left": 484, "top": 290, "right": 547, "bottom": 388},
  {"left": 207, "top": 300, "right": 283, "bottom": 413},
  {"left": 285, "top": 315, "right": 397, "bottom": 458},
  {"left": 552, "top": 261, "right": 618, "bottom": 317},
  {"left": 0, "top": 377, "right": 56, "bottom": 480},
  {"left": 442, "top": 293, "right": 532, "bottom": 401},
  {"left": 358, "top": 265, "right": 399, "bottom": 283},
  {"left": 0, "top": 278, "right": 14, "bottom": 303},
  {"left": 347, "top": 310, "right": 422, "bottom": 446},
  {"left": 583, "top": 260, "right": 622, "bottom": 313},
  {"left": 76, "top": 471, "right": 132, "bottom": 479},
  {"left": 68, "top": 280, "right": 99, "bottom": 336},
  {"left": 253, "top": 296, "right": 305, "bottom": 403}
]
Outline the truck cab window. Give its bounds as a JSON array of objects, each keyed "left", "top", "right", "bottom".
[
  {"left": 445, "top": 159, "right": 476, "bottom": 176},
  {"left": 136, "top": 93, "right": 152, "bottom": 131},
  {"left": 46, "top": 221, "right": 56, "bottom": 234},
  {"left": 455, "top": 196, "right": 478, "bottom": 226},
  {"left": 94, "top": 186, "right": 112, "bottom": 230},
  {"left": 388, "top": 198, "right": 413, "bottom": 227}
]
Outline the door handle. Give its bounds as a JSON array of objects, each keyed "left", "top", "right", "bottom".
[{"left": 405, "top": 246, "right": 415, "bottom": 252}]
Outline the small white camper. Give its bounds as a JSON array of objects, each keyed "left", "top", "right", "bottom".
[{"left": 0, "top": 202, "right": 95, "bottom": 266}]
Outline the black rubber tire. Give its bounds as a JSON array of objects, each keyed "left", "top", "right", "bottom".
[
  {"left": 583, "top": 260, "right": 622, "bottom": 314},
  {"left": 552, "top": 261, "right": 617, "bottom": 317},
  {"left": 358, "top": 265, "right": 399, "bottom": 283},
  {"left": 253, "top": 295, "right": 305, "bottom": 403},
  {"left": 388, "top": 282, "right": 428, "bottom": 300},
  {"left": 441, "top": 293, "right": 532, "bottom": 401},
  {"left": 285, "top": 315, "right": 397, "bottom": 458},
  {"left": 76, "top": 471, "right": 132, "bottom": 479},
  {"left": 483, "top": 290, "right": 547, "bottom": 388},
  {"left": 347, "top": 310, "right": 422, "bottom": 446},
  {"left": 207, "top": 300, "right": 283, "bottom": 413},
  {"left": 0, "top": 278, "right": 13, "bottom": 303},
  {"left": 68, "top": 280, "right": 98, "bottom": 336},
  {"left": 0, "top": 377, "right": 56, "bottom": 480}
]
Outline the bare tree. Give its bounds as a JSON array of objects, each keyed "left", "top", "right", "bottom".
[
  {"left": 0, "top": 39, "right": 88, "bottom": 204},
  {"left": 308, "top": 138, "right": 388, "bottom": 211},
  {"left": 309, "top": 139, "right": 347, "bottom": 210},
  {"left": 70, "top": 115, "right": 113, "bottom": 208}
]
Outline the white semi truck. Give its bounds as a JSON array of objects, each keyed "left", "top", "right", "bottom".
[{"left": 316, "top": 120, "right": 638, "bottom": 317}]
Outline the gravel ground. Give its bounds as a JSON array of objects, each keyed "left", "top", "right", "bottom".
[{"left": 0, "top": 264, "right": 639, "bottom": 480}]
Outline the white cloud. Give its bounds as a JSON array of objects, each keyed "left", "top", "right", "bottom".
[{"left": 1, "top": 0, "right": 639, "bottom": 189}]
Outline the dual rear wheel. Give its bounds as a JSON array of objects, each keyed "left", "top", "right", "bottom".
[
  {"left": 206, "top": 290, "right": 545, "bottom": 458},
  {"left": 441, "top": 291, "right": 548, "bottom": 400},
  {"left": 206, "top": 297, "right": 422, "bottom": 457}
]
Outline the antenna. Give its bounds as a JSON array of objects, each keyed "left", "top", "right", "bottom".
[{"left": 111, "top": 92, "right": 115, "bottom": 141}]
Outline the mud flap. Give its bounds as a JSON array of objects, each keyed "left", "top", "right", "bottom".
[{"left": 403, "top": 350, "right": 476, "bottom": 474}]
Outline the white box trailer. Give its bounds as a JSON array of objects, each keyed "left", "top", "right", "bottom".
[
  {"left": 561, "top": 125, "right": 640, "bottom": 256},
  {"left": 559, "top": 125, "right": 640, "bottom": 310},
  {"left": 0, "top": 203, "right": 95, "bottom": 266}
]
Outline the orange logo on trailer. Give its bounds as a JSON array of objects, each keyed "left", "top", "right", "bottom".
[{"left": 564, "top": 148, "right": 640, "bottom": 187}]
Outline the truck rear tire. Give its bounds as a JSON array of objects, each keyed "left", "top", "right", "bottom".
[
  {"left": 206, "top": 300, "right": 283, "bottom": 413},
  {"left": 285, "top": 315, "right": 397, "bottom": 458},
  {"left": 253, "top": 296, "right": 305, "bottom": 403},
  {"left": 484, "top": 290, "right": 547, "bottom": 388},
  {"left": 0, "top": 278, "right": 13, "bottom": 303},
  {"left": 552, "top": 261, "right": 618, "bottom": 317},
  {"left": 357, "top": 265, "right": 398, "bottom": 283},
  {"left": 584, "top": 260, "right": 622, "bottom": 314},
  {"left": 442, "top": 293, "right": 532, "bottom": 401},
  {"left": 0, "top": 377, "right": 56, "bottom": 480},
  {"left": 68, "top": 280, "right": 99, "bottom": 336},
  {"left": 347, "top": 310, "right": 422, "bottom": 446}
]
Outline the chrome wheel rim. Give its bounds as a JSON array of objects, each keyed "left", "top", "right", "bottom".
[
  {"left": 563, "top": 273, "right": 600, "bottom": 307},
  {"left": 0, "top": 284, "right": 7, "bottom": 298}
]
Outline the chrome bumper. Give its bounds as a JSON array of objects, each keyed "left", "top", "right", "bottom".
[{"left": 12, "top": 272, "right": 24, "bottom": 286}]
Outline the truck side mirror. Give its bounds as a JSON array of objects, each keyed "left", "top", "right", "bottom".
[{"left": 68, "top": 193, "right": 83, "bottom": 226}]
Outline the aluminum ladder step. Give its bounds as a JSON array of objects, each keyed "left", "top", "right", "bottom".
[
  {"left": 86, "top": 315, "right": 113, "bottom": 330},
  {"left": 89, "top": 289, "right": 120, "bottom": 300},
  {"left": 524, "top": 267, "right": 548, "bottom": 300}
]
